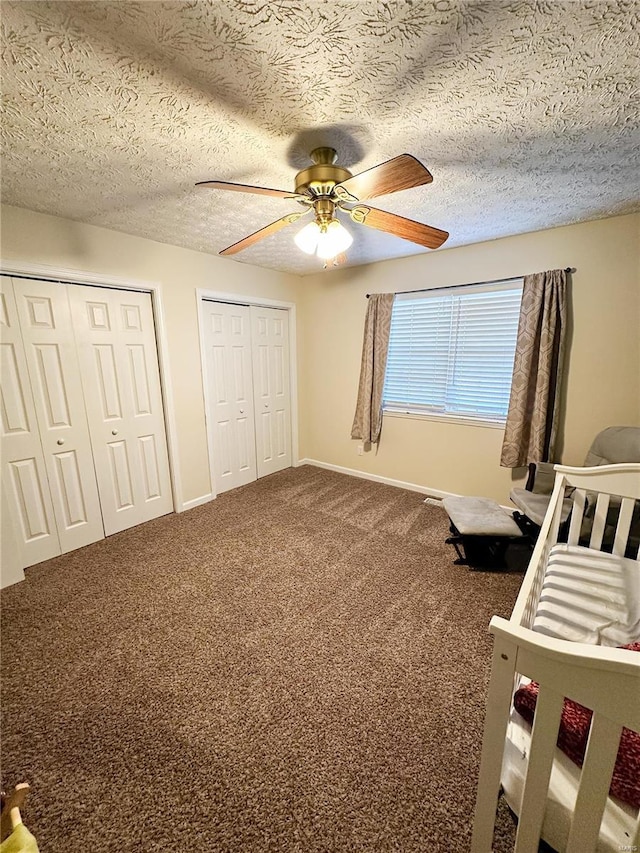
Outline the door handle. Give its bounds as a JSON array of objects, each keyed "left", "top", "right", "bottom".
[
  {"left": 57, "top": 439, "right": 65, "bottom": 445},
  {"left": 112, "top": 429, "right": 118, "bottom": 435}
]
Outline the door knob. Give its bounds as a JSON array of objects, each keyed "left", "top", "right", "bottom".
[
  {"left": 56, "top": 439, "right": 65, "bottom": 445},
  {"left": 111, "top": 429, "right": 118, "bottom": 435},
  {"left": 239, "top": 409, "right": 244, "bottom": 414},
  {"left": 264, "top": 403, "right": 269, "bottom": 408}
]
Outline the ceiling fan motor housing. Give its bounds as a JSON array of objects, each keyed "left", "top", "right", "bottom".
[{"left": 294, "top": 147, "right": 352, "bottom": 198}]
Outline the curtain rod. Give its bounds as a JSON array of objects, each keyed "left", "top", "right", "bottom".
[{"left": 366, "top": 267, "right": 575, "bottom": 298}]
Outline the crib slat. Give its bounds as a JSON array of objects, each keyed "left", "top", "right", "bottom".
[
  {"left": 567, "top": 489, "right": 587, "bottom": 546},
  {"left": 471, "top": 633, "right": 518, "bottom": 853},
  {"left": 588, "top": 493, "right": 610, "bottom": 550},
  {"left": 548, "top": 481, "right": 568, "bottom": 546},
  {"left": 613, "top": 497, "right": 635, "bottom": 556},
  {"left": 566, "top": 713, "right": 622, "bottom": 853},
  {"left": 514, "top": 685, "right": 564, "bottom": 853}
]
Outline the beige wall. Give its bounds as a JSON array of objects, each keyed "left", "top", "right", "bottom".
[
  {"left": 298, "top": 213, "right": 640, "bottom": 504},
  {"left": 0, "top": 204, "right": 301, "bottom": 505},
  {"left": 3, "top": 205, "right": 638, "bottom": 509}
]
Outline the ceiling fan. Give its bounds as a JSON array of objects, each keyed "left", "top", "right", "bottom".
[{"left": 196, "top": 147, "right": 449, "bottom": 262}]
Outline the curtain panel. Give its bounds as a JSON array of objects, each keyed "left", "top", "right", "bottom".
[
  {"left": 351, "top": 293, "right": 394, "bottom": 444},
  {"left": 501, "top": 269, "right": 568, "bottom": 468}
]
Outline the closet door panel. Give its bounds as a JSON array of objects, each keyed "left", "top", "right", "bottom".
[
  {"left": 250, "top": 306, "right": 291, "bottom": 478},
  {"left": 108, "top": 440, "right": 135, "bottom": 510},
  {"left": 12, "top": 278, "right": 105, "bottom": 553},
  {"left": 203, "top": 302, "right": 257, "bottom": 494},
  {"left": 70, "top": 286, "right": 173, "bottom": 535},
  {"left": 236, "top": 414, "right": 254, "bottom": 473},
  {"left": 0, "top": 276, "right": 61, "bottom": 580},
  {"left": 5, "top": 457, "right": 54, "bottom": 547}
]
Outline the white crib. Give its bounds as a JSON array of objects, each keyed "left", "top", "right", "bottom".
[{"left": 472, "top": 463, "right": 640, "bottom": 853}]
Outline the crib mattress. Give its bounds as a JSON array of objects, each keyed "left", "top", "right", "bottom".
[
  {"left": 531, "top": 544, "right": 640, "bottom": 646},
  {"left": 513, "top": 542, "right": 640, "bottom": 847},
  {"left": 501, "top": 706, "right": 638, "bottom": 852}
]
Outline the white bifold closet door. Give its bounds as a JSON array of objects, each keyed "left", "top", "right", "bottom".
[
  {"left": 1, "top": 275, "right": 173, "bottom": 586},
  {"left": 1, "top": 277, "right": 62, "bottom": 576},
  {"left": 203, "top": 301, "right": 291, "bottom": 495},
  {"left": 250, "top": 305, "right": 292, "bottom": 478},
  {"left": 69, "top": 285, "right": 173, "bottom": 535},
  {"left": 203, "top": 301, "right": 258, "bottom": 493},
  {"left": 12, "top": 278, "right": 105, "bottom": 553}
]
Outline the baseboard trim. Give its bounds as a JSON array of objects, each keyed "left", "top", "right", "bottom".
[
  {"left": 296, "top": 458, "right": 460, "bottom": 500},
  {"left": 178, "top": 493, "right": 215, "bottom": 513}
]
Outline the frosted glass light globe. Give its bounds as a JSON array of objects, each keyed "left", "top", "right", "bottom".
[
  {"left": 316, "top": 220, "right": 353, "bottom": 260},
  {"left": 294, "top": 221, "right": 320, "bottom": 255}
]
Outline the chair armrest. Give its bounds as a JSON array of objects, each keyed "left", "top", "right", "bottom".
[{"left": 525, "top": 461, "right": 556, "bottom": 494}]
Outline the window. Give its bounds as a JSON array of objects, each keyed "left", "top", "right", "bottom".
[{"left": 382, "top": 281, "right": 523, "bottom": 424}]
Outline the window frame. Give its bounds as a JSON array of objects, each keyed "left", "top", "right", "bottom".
[{"left": 382, "top": 279, "right": 523, "bottom": 429}]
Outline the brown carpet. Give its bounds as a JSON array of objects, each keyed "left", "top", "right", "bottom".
[{"left": 1, "top": 465, "right": 524, "bottom": 852}]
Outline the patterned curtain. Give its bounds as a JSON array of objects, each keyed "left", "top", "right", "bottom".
[
  {"left": 351, "top": 293, "right": 395, "bottom": 444},
  {"left": 501, "top": 269, "right": 568, "bottom": 468}
]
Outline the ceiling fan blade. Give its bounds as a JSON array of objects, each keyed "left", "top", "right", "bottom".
[
  {"left": 197, "top": 180, "right": 307, "bottom": 202},
  {"left": 219, "top": 211, "right": 308, "bottom": 256},
  {"left": 349, "top": 205, "right": 448, "bottom": 250},
  {"left": 333, "top": 155, "right": 433, "bottom": 202}
]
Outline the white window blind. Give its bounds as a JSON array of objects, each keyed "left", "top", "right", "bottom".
[{"left": 383, "top": 281, "right": 523, "bottom": 423}]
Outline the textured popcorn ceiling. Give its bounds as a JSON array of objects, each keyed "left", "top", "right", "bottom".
[{"left": 1, "top": 1, "right": 639, "bottom": 276}]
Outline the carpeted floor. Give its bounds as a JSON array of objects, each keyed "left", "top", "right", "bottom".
[{"left": 1, "top": 465, "right": 525, "bottom": 852}]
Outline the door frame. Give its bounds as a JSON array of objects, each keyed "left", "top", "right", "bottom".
[
  {"left": 197, "top": 289, "right": 299, "bottom": 500},
  {"left": 0, "top": 260, "right": 182, "bottom": 512}
]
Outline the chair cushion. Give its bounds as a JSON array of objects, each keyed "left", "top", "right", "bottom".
[
  {"left": 584, "top": 426, "right": 640, "bottom": 466},
  {"left": 510, "top": 488, "right": 572, "bottom": 528},
  {"left": 442, "top": 496, "right": 522, "bottom": 537}
]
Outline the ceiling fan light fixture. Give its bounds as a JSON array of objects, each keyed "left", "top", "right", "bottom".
[
  {"left": 206, "top": 149, "right": 448, "bottom": 260},
  {"left": 294, "top": 218, "right": 353, "bottom": 260},
  {"left": 316, "top": 219, "right": 353, "bottom": 260},
  {"left": 294, "top": 220, "right": 320, "bottom": 255}
]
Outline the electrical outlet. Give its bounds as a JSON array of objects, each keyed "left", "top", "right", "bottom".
[{"left": 357, "top": 443, "right": 364, "bottom": 456}]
